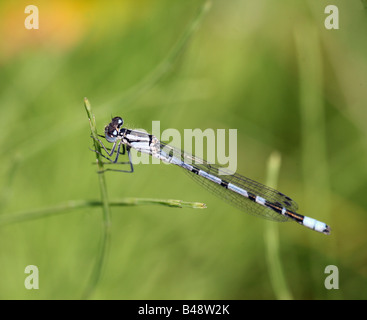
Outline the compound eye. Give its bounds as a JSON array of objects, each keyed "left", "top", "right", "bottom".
[
  {"left": 111, "top": 116, "right": 124, "bottom": 128},
  {"left": 105, "top": 128, "right": 118, "bottom": 143}
]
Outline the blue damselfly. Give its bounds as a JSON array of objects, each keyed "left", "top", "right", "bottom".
[{"left": 90, "top": 117, "right": 331, "bottom": 235}]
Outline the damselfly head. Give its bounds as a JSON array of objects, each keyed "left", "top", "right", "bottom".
[
  {"left": 105, "top": 124, "right": 119, "bottom": 143},
  {"left": 104, "top": 117, "right": 124, "bottom": 143}
]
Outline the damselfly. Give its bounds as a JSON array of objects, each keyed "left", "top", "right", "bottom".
[{"left": 90, "top": 116, "right": 331, "bottom": 235}]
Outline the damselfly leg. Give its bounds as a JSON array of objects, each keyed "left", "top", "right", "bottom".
[{"left": 90, "top": 136, "right": 134, "bottom": 173}]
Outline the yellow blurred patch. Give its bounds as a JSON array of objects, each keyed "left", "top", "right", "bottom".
[{"left": 0, "top": 0, "right": 151, "bottom": 62}]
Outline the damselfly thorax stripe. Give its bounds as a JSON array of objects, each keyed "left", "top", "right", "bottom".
[{"left": 90, "top": 116, "right": 331, "bottom": 235}]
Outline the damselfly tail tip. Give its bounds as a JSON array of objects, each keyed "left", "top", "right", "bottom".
[{"left": 323, "top": 225, "right": 331, "bottom": 235}]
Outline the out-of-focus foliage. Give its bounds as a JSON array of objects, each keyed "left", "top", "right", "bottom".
[{"left": 0, "top": 0, "right": 366, "bottom": 299}]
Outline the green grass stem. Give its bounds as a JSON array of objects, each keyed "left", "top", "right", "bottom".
[
  {"left": 0, "top": 153, "right": 21, "bottom": 214},
  {"left": 264, "top": 151, "right": 293, "bottom": 300},
  {"left": 0, "top": 198, "right": 206, "bottom": 226},
  {"left": 83, "top": 97, "right": 112, "bottom": 299}
]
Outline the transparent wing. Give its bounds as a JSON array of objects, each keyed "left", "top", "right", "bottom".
[{"left": 158, "top": 142, "right": 298, "bottom": 222}]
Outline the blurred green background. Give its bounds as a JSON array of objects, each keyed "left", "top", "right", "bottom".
[{"left": 0, "top": 0, "right": 366, "bottom": 299}]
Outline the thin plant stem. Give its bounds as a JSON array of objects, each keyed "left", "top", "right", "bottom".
[
  {"left": 0, "top": 198, "right": 206, "bottom": 226},
  {"left": 83, "top": 97, "right": 112, "bottom": 299},
  {"left": 264, "top": 151, "right": 293, "bottom": 300},
  {"left": 0, "top": 153, "right": 21, "bottom": 214}
]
